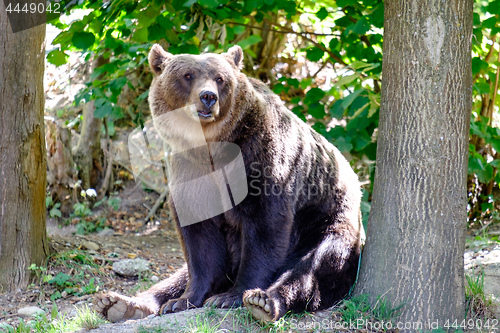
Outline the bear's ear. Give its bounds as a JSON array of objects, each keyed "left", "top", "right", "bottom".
[
  {"left": 149, "top": 44, "right": 173, "bottom": 75},
  {"left": 224, "top": 45, "right": 244, "bottom": 70}
]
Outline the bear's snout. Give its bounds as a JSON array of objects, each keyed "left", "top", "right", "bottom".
[{"left": 199, "top": 91, "right": 218, "bottom": 109}]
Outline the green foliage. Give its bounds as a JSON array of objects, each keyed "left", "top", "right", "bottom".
[
  {"left": 468, "top": 1, "right": 500, "bottom": 225},
  {"left": 47, "top": 0, "right": 499, "bottom": 227},
  {"left": 29, "top": 250, "right": 103, "bottom": 302},
  {"left": 465, "top": 270, "right": 495, "bottom": 319},
  {"left": 45, "top": 195, "right": 62, "bottom": 219},
  {"left": 338, "top": 294, "right": 403, "bottom": 326}
]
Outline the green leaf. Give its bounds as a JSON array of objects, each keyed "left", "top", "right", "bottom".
[
  {"left": 304, "top": 87, "right": 326, "bottom": 103},
  {"left": 351, "top": 18, "right": 370, "bottom": 35},
  {"left": 94, "top": 99, "right": 113, "bottom": 118},
  {"left": 132, "top": 27, "right": 148, "bottom": 43},
  {"left": 334, "top": 137, "right": 353, "bottom": 152},
  {"left": 336, "top": 74, "right": 358, "bottom": 87},
  {"left": 47, "top": 49, "right": 68, "bottom": 66},
  {"left": 72, "top": 32, "right": 95, "bottom": 50},
  {"left": 49, "top": 272, "right": 71, "bottom": 286},
  {"left": 316, "top": 7, "right": 329, "bottom": 21},
  {"left": 490, "top": 139, "right": 500, "bottom": 152},
  {"left": 50, "top": 207, "right": 62, "bottom": 218},
  {"left": 474, "top": 81, "right": 490, "bottom": 94},
  {"left": 148, "top": 23, "right": 165, "bottom": 41},
  {"left": 308, "top": 103, "right": 326, "bottom": 119},
  {"left": 477, "top": 165, "right": 494, "bottom": 183},
  {"left": 184, "top": 0, "right": 198, "bottom": 7},
  {"left": 330, "top": 100, "right": 345, "bottom": 119},
  {"left": 237, "top": 35, "right": 262, "bottom": 49},
  {"left": 353, "top": 130, "right": 372, "bottom": 151},
  {"left": 157, "top": 15, "right": 174, "bottom": 30},
  {"left": 109, "top": 77, "right": 128, "bottom": 95},
  {"left": 136, "top": 90, "right": 149, "bottom": 101},
  {"left": 306, "top": 47, "right": 324, "bottom": 62},
  {"left": 341, "top": 89, "right": 365, "bottom": 110},
  {"left": 489, "top": 160, "right": 500, "bottom": 168},
  {"left": 300, "top": 78, "right": 313, "bottom": 90},
  {"left": 199, "top": 0, "right": 219, "bottom": 9},
  {"left": 472, "top": 57, "right": 488, "bottom": 75}
]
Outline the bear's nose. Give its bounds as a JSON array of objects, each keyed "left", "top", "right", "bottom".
[{"left": 199, "top": 91, "right": 218, "bottom": 108}]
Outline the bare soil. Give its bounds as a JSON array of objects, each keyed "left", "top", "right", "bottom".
[{"left": 0, "top": 182, "right": 185, "bottom": 327}]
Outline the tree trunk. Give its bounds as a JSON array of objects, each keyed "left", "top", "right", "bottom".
[
  {"left": 73, "top": 56, "right": 107, "bottom": 191},
  {"left": 354, "top": 0, "right": 472, "bottom": 328},
  {"left": 0, "top": 7, "right": 49, "bottom": 291}
]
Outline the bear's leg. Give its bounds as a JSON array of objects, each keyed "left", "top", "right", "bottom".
[
  {"left": 204, "top": 208, "right": 294, "bottom": 309},
  {"left": 94, "top": 265, "right": 188, "bottom": 322},
  {"left": 162, "top": 217, "right": 231, "bottom": 313},
  {"left": 243, "top": 230, "right": 360, "bottom": 323}
]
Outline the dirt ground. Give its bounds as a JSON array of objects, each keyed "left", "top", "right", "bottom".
[{"left": 0, "top": 182, "right": 186, "bottom": 327}]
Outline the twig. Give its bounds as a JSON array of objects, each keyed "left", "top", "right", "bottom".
[
  {"left": 143, "top": 187, "right": 169, "bottom": 225},
  {"left": 228, "top": 21, "right": 346, "bottom": 65}
]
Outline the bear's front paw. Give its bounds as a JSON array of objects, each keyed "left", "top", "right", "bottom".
[
  {"left": 160, "top": 297, "right": 198, "bottom": 314},
  {"left": 204, "top": 292, "right": 242, "bottom": 309}
]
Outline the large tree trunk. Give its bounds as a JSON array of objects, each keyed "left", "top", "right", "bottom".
[
  {"left": 0, "top": 8, "right": 49, "bottom": 290},
  {"left": 354, "top": 0, "right": 472, "bottom": 327}
]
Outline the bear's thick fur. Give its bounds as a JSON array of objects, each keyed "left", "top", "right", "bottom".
[{"left": 94, "top": 44, "right": 363, "bottom": 323}]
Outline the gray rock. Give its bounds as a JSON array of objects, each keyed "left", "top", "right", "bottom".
[
  {"left": 97, "top": 228, "right": 115, "bottom": 237},
  {"left": 81, "top": 240, "right": 100, "bottom": 251},
  {"left": 112, "top": 258, "right": 150, "bottom": 277},
  {"left": 17, "top": 306, "right": 44, "bottom": 317}
]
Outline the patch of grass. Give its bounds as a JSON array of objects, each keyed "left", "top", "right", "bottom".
[
  {"left": 338, "top": 294, "right": 371, "bottom": 323},
  {"left": 465, "top": 269, "right": 495, "bottom": 320},
  {"left": 0, "top": 304, "right": 107, "bottom": 333},
  {"left": 184, "top": 307, "right": 231, "bottom": 333},
  {"left": 335, "top": 293, "right": 404, "bottom": 330},
  {"left": 73, "top": 305, "right": 108, "bottom": 330}
]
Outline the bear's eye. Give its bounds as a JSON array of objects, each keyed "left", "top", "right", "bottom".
[
  {"left": 215, "top": 77, "right": 224, "bottom": 84},
  {"left": 184, "top": 73, "right": 193, "bottom": 80}
]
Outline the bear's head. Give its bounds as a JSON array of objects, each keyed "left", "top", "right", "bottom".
[{"left": 148, "top": 44, "right": 243, "bottom": 125}]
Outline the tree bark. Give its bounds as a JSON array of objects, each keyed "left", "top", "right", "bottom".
[
  {"left": 73, "top": 56, "right": 107, "bottom": 191},
  {"left": 0, "top": 6, "right": 49, "bottom": 291},
  {"left": 354, "top": 0, "right": 472, "bottom": 328}
]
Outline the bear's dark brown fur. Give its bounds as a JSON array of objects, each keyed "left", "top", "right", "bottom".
[{"left": 94, "top": 44, "right": 363, "bottom": 323}]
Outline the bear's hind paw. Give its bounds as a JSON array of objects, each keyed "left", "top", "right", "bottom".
[
  {"left": 243, "top": 289, "right": 279, "bottom": 323},
  {"left": 94, "top": 292, "right": 153, "bottom": 323}
]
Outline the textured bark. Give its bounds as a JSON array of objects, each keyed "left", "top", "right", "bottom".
[
  {"left": 354, "top": 0, "right": 472, "bottom": 327},
  {"left": 0, "top": 6, "right": 49, "bottom": 291},
  {"left": 46, "top": 119, "right": 75, "bottom": 215},
  {"left": 73, "top": 56, "right": 107, "bottom": 191}
]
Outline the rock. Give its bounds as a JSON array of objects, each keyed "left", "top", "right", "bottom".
[
  {"left": 18, "top": 306, "right": 44, "bottom": 317},
  {"left": 81, "top": 240, "right": 100, "bottom": 251},
  {"left": 151, "top": 275, "right": 159, "bottom": 283},
  {"left": 97, "top": 228, "right": 115, "bottom": 237},
  {"left": 112, "top": 258, "right": 150, "bottom": 277}
]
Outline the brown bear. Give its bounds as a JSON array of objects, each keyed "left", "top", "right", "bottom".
[{"left": 94, "top": 44, "right": 363, "bottom": 323}]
